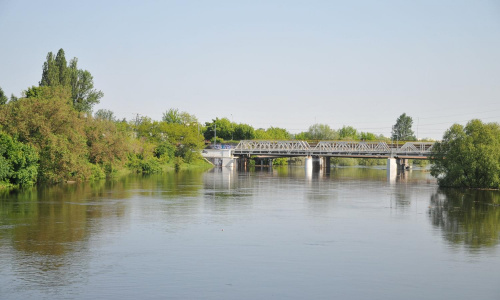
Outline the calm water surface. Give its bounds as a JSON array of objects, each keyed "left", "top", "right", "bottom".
[{"left": 1, "top": 166, "right": 499, "bottom": 299}]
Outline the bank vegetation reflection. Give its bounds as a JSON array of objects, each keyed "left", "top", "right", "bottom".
[{"left": 429, "top": 189, "right": 500, "bottom": 250}]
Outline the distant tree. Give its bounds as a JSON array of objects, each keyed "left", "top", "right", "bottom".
[
  {"left": 204, "top": 118, "right": 233, "bottom": 141},
  {"left": 162, "top": 108, "right": 198, "bottom": 126},
  {"left": 180, "top": 111, "right": 198, "bottom": 125},
  {"left": 307, "top": 124, "right": 337, "bottom": 140},
  {"left": 359, "top": 132, "right": 377, "bottom": 141},
  {"left": 392, "top": 113, "right": 415, "bottom": 141},
  {"left": 9, "top": 94, "right": 18, "bottom": 102},
  {"left": 94, "top": 109, "right": 116, "bottom": 121},
  {"left": 234, "top": 123, "right": 255, "bottom": 140},
  {"left": 430, "top": 119, "right": 500, "bottom": 189},
  {"left": 163, "top": 108, "right": 182, "bottom": 124},
  {"left": 0, "top": 87, "right": 7, "bottom": 105},
  {"left": 338, "top": 125, "right": 358, "bottom": 140},
  {"left": 255, "top": 127, "right": 290, "bottom": 140},
  {"left": 294, "top": 132, "right": 309, "bottom": 140}
]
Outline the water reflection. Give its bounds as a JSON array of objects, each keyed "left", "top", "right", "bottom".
[
  {"left": 3, "top": 167, "right": 500, "bottom": 300},
  {"left": 429, "top": 189, "right": 500, "bottom": 250}
]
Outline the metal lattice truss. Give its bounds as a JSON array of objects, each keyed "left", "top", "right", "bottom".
[
  {"left": 235, "top": 140, "right": 311, "bottom": 155},
  {"left": 398, "top": 142, "right": 434, "bottom": 153},
  {"left": 313, "top": 141, "right": 390, "bottom": 153},
  {"left": 234, "top": 140, "right": 435, "bottom": 158}
]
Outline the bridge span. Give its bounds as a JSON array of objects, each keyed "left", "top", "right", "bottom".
[
  {"left": 202, "top": 140, "right": 434, "bottom": 172},
  {"left": 233, "top": 140, "right": 434, "bottom": 159}
]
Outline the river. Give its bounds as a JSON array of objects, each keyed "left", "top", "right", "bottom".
[{"left": 1, "top": 166, "right": 499, "bottom": 299}]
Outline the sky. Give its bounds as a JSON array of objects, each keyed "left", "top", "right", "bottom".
[{"left": 1, "top": 0, "right": 499, "bottom": 140}]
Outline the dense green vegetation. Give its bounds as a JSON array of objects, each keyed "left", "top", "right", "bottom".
[
  {"left": 0, "top": 49, "right": 212, "bottom": 188},
  {"left": 430, "top": 119, "right": 500, "bottom": 189}
]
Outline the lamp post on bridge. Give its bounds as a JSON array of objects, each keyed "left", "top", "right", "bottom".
[{"left": 214, "top": 123, "right": 217, "bottom": 148}]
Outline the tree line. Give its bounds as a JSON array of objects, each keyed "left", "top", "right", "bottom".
[{"left": 1, "top": 48, "right": 498, "bottom": 189}]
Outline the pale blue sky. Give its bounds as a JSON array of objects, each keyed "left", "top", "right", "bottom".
[{"left": 1, "top": 0, "right": 499, "bottom": 139}]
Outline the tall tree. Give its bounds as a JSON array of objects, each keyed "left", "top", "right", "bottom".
[
  {"left": 55, "top": 48, "right": 70, "bottom": 86},
  {"left": 0, "top": 87, "right": 8, "bottom": 105},
  {"left": 392, "top": 113, "right": 415, "bottom": 141},
  {"left": 40, "top": 49, "right": 103, "bottom": 113},
  {"left": 40, "top": 52, "right": 59, "bottom": 86},
  {"left": 69, "top": 58, "right": 104, "bottom": 113}
]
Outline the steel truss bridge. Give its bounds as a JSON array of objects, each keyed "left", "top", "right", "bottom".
[{"left": 233, "top": 140, "right": 434, "bottom": 159}]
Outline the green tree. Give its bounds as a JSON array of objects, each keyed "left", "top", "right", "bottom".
[
  {"left": 94, "top": 109, "right": 116, "bottom": 121},
  {"left": 392, "top": 113, "right": 415, "bottom": 141},
  {"left": 234, "top": 123, "right": 255, "bottom": 140},
  {"left": 69, "top": 59, "right": 103, "bottom": 113},
  {"left": 307, "top": 124, "right": 337, "bottom": 140},
  {"left": 254, "top": 127, "right": 290, "bottom": 140},
  {"left": 204, "top": 118, "right": 233, "bottom": 141},
  {"left": 339, "top": 125, "right": 358, "bottom": 140},
  {"left": 40, "top": 51, "right": 59, "bottom": 86},
  {"left": 163, "top": 108, "right": 198, "bottom": 125},
  {"left": 360, "top": 132, "right": 378, "bottom": 141},
  {"left": 55, "top": 49, "right": 70, "bottom": 86},
  {"left": 163, "top": 108, "right": 182, "bottom": 124},
  {"left": 0, "top": 87, "right": 8, "bottom": 105},
  {"left": 430, "top": 119, "right": 500, "bottom": 189}
]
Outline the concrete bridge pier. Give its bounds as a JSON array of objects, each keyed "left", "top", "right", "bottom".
[
  {"left": 305, "top": 156, "right": 313, "bottom": 170},
  {"left": 396, "top": 158, "right": 409, "bottom": 170},
  {"left": 312, "top": 156, "right": 322, "bottom": 172},
  {"left": 323, "top": 157, "right": 331, "bottom": 173},
  {"left": 387, "top": 158, "right": 398, "bottom": 183},
  {"left": 238, "top": 156, "right": 248, "bottom": 171}
]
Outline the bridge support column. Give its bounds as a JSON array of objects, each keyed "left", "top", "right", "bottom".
[
  {"left": 387, "top": 158, "right": 397, "bottom": 183},
  {"left": 269, "top": 158, "right": 273, "bottom": 168},
  {"left": 312, "top": 156, "right": 321, "bottom": 172},
  {"left": 305, "top": 156, "right": 313, "bottom": 170},
  {"left": 324, "top": 157, "right": 331, "bottom": 173},
  {"left": 238, "top": 156, "right": 247, "bottom": 171},
  {"left": 396, "top": 158, "right": 409, "bottom": 170}
]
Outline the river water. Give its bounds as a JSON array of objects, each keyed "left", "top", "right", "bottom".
[{"left": 1, "top": 166, "right": 499, "bottom": 300}]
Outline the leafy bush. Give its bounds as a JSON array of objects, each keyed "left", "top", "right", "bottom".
[{"left": 0, "top": 132, "right": 38, "bottom": 187}]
